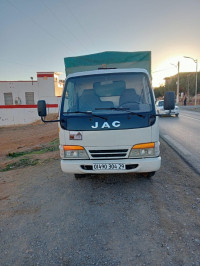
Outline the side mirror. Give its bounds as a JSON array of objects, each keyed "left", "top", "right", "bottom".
[
  {"left": 164, "top": 91, "right": 175, "bottom": 110},
  {"left": 37, "top": 100, "right": 47, "bottom": 117}
]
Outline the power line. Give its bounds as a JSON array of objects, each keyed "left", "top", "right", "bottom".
[
  {"left": 40, "top": 0, "right": 90, "bottom": 52},
  {"left": 6, "top": 0, "right": 76, "bottom": 54},
  {"left": 152, "top": 67, "right": 176, "bottom": 73},
  {"left": 63, "top": 1, "right": 97, "bottom": 49},
  {"left": 0, "top": 58, "right": 36, "bottom": 68}
]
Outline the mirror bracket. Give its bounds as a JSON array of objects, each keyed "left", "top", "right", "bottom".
[{"left": 41, "top": 116, "right": 60, "bottom": 123}]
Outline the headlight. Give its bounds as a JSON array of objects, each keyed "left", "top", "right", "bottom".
[
  {"left": 60, "top": 145, "right": 89, "bottom": 159},
  {"left": 129, "top": 142, "right": 160, "bottom": 158}
]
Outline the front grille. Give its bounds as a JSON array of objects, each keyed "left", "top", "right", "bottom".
[{"left": 89, "top": 149, "right": 128, "bottom": 159}]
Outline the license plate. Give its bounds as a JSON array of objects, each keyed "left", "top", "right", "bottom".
[{"left": 93, "top": 163, "right": 125, "bottom": 170}]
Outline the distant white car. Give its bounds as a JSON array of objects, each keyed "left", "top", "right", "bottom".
[{"left": 156, "top": 100, "right": 179, "bottom": 117}]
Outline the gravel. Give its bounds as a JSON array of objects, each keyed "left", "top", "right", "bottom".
[{"left": 0, "top": 139, "right": 199, "bottom": 265}]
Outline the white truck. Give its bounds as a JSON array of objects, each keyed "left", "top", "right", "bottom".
[{"left": 38, "top": 51, "right": 175, "bottom": 178}]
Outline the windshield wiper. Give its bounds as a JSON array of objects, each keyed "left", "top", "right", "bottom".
[
  {"left": 63, "top": 111, "right": 107, "bottom": 120},
  {"left": 96, "top": 107, "right": 129, "bottom": 111},
  {"left": 95, "top": 107, "right": 145, "bottom": 118}
]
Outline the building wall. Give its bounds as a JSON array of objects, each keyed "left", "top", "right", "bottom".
[
  {"left": 37, "top": 72, "right": 56, "bottom": 103},
  {"left": 0, "top": 105, "right": 59, "bottom": 126},
  {"left": 0, "top": 81, "right": 38, "bottom": 105},
  {"left": 0, "top": 72, "right": 63, "bottom": 126}
]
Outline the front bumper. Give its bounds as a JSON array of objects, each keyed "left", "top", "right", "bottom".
[
  {"left": 61, "top": 157, "right": 161, "bottom": 174},
  {"left": 158, "top": 109, "right": 179, "bottom": 115}
]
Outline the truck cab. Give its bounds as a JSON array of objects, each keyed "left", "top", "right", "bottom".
[
  {"left": 58, "top": 68, "right": 161, "bottom": 178},
  {"left": 37, "top": 51, "right": 175, "bottom": 179}
]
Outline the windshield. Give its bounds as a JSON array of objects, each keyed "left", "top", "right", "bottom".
[
  {"left": 158, "top": 101, "right": 164, "bottom": 107},
  {"left": 62, "top": 72, "right": 153, "bottom": 114}
]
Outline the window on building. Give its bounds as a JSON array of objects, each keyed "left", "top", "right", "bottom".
[
  {"left": 4, "top": 93, "right": 13, "bottom": 105},
  {"left": 25, "top": 92, "right": 34, "bottom": 105}
]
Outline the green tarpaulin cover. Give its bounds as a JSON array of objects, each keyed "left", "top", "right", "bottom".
[{"left": 64, "top": 51, "right": 151, "bottom": 76}]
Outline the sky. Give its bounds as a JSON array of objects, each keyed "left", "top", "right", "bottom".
[{"left": 1, "top": 0, "right": 200, "bottom": 87}]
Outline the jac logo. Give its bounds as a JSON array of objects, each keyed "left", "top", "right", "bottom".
[{"left": 91, "top": 121, "right": 120, "bottom": 129}]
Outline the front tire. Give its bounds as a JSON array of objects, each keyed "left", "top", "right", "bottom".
[{"left": 140, "top": 172, "right": 155, "bottom": 178}]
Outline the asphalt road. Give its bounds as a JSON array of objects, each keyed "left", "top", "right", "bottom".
[
  {"left": 159, "top": 109, "right": 200, "bottom": 174},
  {"left": 0, "top": 140, "right": 200, "bottom": 265}
]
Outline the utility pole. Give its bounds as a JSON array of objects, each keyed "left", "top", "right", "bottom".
[
  {"left": 187, "top": 74, "right": 190, "bottom": 101},
  {"left": 177, "top": 61, "right": 180, "bottom": 104},
  {"left": 171, "top": 61, "right": 180, "bottom": 104},
  {"left": 195, "top": 60, "right": 198, "bottom": 106},
  {"left": 184, "top": 56, "right": 198, "bottom": 106}
]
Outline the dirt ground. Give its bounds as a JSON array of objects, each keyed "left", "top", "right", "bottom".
[
  {"left": 0, "top": 118, "right": 59, "bottom": 170},
  {"left": 0, "top": 121, "right": 200, "bottom": 265}
]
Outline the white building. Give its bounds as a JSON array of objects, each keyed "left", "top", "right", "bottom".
[{"left": 0, "top": 72, "right": 64, "bottom": 126}]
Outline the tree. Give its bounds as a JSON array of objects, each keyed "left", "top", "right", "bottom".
[
  {"left": 164, "top": 72, "right": 199, "bottom": 97},
  {"left": 154, "top": 86, "right": 166, "bottom": 98}
]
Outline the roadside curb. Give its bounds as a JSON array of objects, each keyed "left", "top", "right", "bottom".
[
  {"left": 160, "top": 134, "right": 200, "bottom": 176},
  {"left": 179, "top": 105, "right": 200, "bottom": 112}
]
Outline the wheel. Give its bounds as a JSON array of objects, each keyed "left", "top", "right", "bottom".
[
  {"left": 175, "top": 114, "right": 179, "bottom": 117},
  {"left": 140, "top": 172, "right": 155, "bottom": 178},
  {"left": 74, "top": 174, "right": 88, "bottom": 179}
]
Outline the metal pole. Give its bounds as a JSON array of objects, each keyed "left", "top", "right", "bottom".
[
  {"left": 30, "top": 77, "right": 33, "bottom": 85},
  {"left": 176, "top": 61, "right": 180, "bottom": 104},
  {"left": 195, "top": 60, "right": 198, "bottom": 106},
  {"left": 187, "top": 75, "right": 190, "bottom": 101},
  {"left": 184, "top": 56, "right": 198, "bottom": 106}
]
